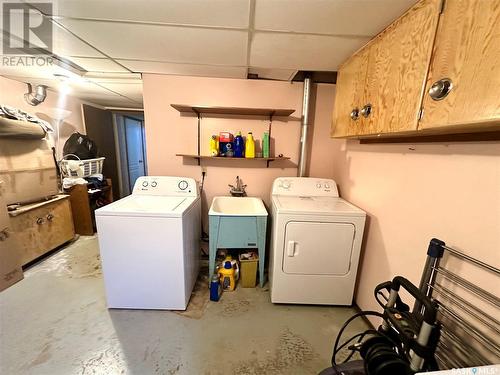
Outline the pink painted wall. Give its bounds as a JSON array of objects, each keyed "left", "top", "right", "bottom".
[
  {"left": 142, "top": 74, "right": 335, "bottom": 230},
  {"left": 142, "top": 74, "right": 500, "bottom": 324},
  {"left": 0, "top": 76, "right": 87, "bottom": 156},
  {"left": 308, "top": 84, "right": 336, "bottom": 178},
  {"left": 330, "top": 139, "right": 500, "bottom": 322}
]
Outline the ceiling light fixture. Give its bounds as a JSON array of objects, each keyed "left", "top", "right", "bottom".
[{"left": 24, "top": 83, "right": 48, "bottom": 106}]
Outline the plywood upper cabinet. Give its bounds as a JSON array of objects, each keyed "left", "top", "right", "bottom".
[
  {"left": 331, "top": 0, "right": 442, "bottom": 138},
  {"left": 419, "top": 0, "right": 500, "bottom": 131},
  {"left": 362, "top": 0, "right": 442, "bottom": 135},
  {"left": 331, "top": 48, "right": 369, "bottom": 138}
]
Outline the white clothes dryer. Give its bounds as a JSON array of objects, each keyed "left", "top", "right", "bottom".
[{"left": 269, "top": 177, "right": 366, "bottom": 305}]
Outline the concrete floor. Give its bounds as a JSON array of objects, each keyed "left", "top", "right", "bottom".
[{"left": 0, "top": 236, "right": 368, "bottom": 375}]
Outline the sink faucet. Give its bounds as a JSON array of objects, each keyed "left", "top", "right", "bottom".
[{"left": 228, "top": 176, "right": 247, "bottom": 197}]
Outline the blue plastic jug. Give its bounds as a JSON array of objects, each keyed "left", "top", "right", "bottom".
[{"left": 234, "top": 131, "right": 244, "bottom": 158}]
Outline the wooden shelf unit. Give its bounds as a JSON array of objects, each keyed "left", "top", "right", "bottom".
[
  {"left": 171, "top": 104, "right": 296, "bottom": 167},
  {"left": 171, "top": 104, "right": 295, "bottom": 117},
  {"left": 67, "top": 179, "right": 113, "bottom": 236},
  {"left": 176, "top": 154, "right": 291, "bottom": 166}
]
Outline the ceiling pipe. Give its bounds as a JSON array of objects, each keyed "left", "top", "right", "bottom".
[
  {"left": 24, "top": 83, "right": 48, "bottom": 106},
  {"left": 298, "top": 76, "right": 312, "bottom": 177}
]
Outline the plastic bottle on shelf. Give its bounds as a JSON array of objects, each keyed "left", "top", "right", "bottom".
[
  {"left": 245, "top": 132, "right": 255, "bottom": 158},
  {"left": 209, "top": 135, "right": 219, "bottom": 156},
  {"left": 262, "top": 132, "right": 270, "bottom": 158},
  {"left": 234, "top": 131, "right": 244, "bottom": 157}
]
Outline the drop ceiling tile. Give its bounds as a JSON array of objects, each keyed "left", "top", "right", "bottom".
[
  {"left": 0, "top": 10, "right": 102, "bottom": 58},
  {"left": 45, "top": 0, "right": 250, "bottom": 28},
  {"left": 3, "top": 75, "right": 140, "bottom": 107},
  {"left": 95, "top": 82, "right": 143, "bottom": 102},
  {"left": 50, "top": 22, "right": 104, "bottom": 58},
  {"left": 56, "top": 19, "right": 248, "bottom": 65},
  {"left": 248, "top": 67, "right": 297, "bottom": 81},
  {"left": 85, "top": 72, "right": 142, "bottom": 81},
  {"left": 118, "top": 60, "right": 247, "bottom": 78},
  {"left": 0, "top": 62, "right": 84, "bottom": 80},
  {"left": 68, "top": 57, "right": 129, "bottom": 73},
  {"left": 250, "top": 32, "right": 370, "bottom": 71},
  {"left": 254, "top": 0, "right": 417, "bottom": 36}
]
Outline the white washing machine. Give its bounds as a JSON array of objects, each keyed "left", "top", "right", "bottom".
[
  {"left": 95, "top": 176, "right": 200, "bottom": 310},
  {"left": 269, "top": 177, "right": 366, "bottom": 305}
]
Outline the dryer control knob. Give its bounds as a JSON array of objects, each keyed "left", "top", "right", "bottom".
[
  {"left": 178, "top": 180, "right": 188, "bottom": 190},
  {"left": 282, "top": 181, "right": 291, "bottom": 189},
  {"left": 324, "top": 183, "right": 330, "bottom": 189},
  {"left": 316, "top": 183, "right": 322, "bottom": 188},
  {"left": 151, "top": 181, "right": 157, "bottom": 187},
  {"left": 142, "top": 181, "right": 148, "bottom": 187}
]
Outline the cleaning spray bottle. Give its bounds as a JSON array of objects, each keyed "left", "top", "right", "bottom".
[{"left": 245, "top": 132, "right": 255, "bottom": 158}]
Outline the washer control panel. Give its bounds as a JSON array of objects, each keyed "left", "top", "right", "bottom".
[
  {"left": 133, "top": 176, "right": 198, "bottom": 197},
  {"left": 272, "top": 177, "right": 339, "bottom": 197}
]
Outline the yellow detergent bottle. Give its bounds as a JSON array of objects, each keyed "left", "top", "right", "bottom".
[
  {"left": 219, "top": 260, "right": 236, "bottom": 291},
  {"left": 223, "top": 255, "right": 239, "bottom": 280},
  {"left": 245, "top": 132, "right": 255, "bottom": 158},
  {"left": 209, "top": 135, "right": 219, "bottom": 156}
]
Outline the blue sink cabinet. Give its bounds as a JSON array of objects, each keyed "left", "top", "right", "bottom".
[{"left": 209, "top": 215, "right": 267, "bottom": 287}]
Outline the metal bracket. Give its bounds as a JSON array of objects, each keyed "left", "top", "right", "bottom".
[{"left": 197, "top": 113, "right": 201, "bottom": 166}]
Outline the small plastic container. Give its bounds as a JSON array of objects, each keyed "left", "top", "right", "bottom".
[
  {"left": 234, "top": 131, "right": 244, "bottom": 157},
  {"left": 239, "top": 253, "right": 258, "bottom": 288},
  {"left": 209, "top": 135, "right": 219, "bottom": 156},
  {"left": 262, "top": 132, "right": 270, "bottom": 158},
  {"left": 210, "top": 274, "right": 222, "bottom": 301},
  {"left": 219, "top": 261, "right": 237, "bottom": 291},
  {"left": 245, "top": 132, "right": 255, "bottom": 158}
]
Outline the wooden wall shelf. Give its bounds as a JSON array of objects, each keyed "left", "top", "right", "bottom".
[
  {"left": 172, "top": 104, "right": 297, "bottom": 168},
  {"left": 176, "top": 154, "right": 291, "bottom": 167},
  {"left": 177, "top": 154, "right": 290, "bottom": 161},
  {"left": 171, "top": 104, "right": 295, "bottom": 117}
]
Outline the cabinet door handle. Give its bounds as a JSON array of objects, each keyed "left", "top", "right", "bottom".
[
  {"left": 350, "top": 108, "right": 360, "bottom": 121},
  {"left": 429, "top": 78, "right": 453, "bottom": 101},
  {"left": 287, "top": 241, "right": 296, "bottom": 257},
  {"left": 46, "top": 214, "right": 54, "bottom": 221},
  {"left": 36, "top": 217, "right": 45, "bottom": 225},
  {"left": 360, "top": 104, "right": 372, "bottom": 118}
]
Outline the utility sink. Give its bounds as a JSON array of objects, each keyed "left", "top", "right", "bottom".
[
  {"left": 208, "top": 196, "right": 268, "bottom": 287},
  {"left": 209, "top": 196, "right": 268, "bottom": 216}
]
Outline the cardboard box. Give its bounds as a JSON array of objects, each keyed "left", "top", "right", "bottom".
[
  {"left": 218, "top": 132, "right": 233, "bottom": 142},
  {"left": 0, "top": 138, "right": 58, "bottom": 205}
]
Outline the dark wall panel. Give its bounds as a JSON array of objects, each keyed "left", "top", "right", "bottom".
[{"left": 82, "top": 104, "right": 120, "bottom": 199}]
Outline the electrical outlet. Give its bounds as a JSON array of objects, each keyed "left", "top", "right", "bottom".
[{"left": 201, "top": 166, "right": 207, "bottom": 175}]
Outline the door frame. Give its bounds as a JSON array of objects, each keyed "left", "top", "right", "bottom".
[{"left": 123, "top": 115, "right": 147, "bottom": 191}]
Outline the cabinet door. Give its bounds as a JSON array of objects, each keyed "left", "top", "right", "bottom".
[
  {"left": 12, "top": 198, "right": 75, "bottom": 265},
  {"left": 419, "top": 0, "right": 500, "bottom": 131},
  {"left": 331, "top": 48, "right": 369, "bottom": 138},
  {"left": 360, "top": 0, "right": 441, "bottom": 135}
]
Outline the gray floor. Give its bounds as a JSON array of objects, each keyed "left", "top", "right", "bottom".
[{"left": 0, "top": 236, "right": 368, "bottom": 375}]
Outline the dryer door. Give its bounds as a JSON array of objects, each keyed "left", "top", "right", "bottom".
[{"left": 283, "top": 221, "right": 355, "bottom": 275}]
